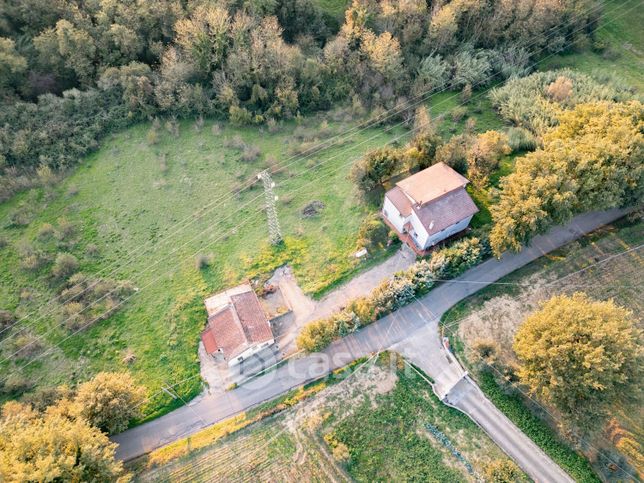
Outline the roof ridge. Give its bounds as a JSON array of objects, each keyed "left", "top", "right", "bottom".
[{"left": 227, "top": 301, "right": 251, "bottom": 347}]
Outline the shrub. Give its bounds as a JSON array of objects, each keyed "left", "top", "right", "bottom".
[
  {"left": 451, "top": 49, "right": 492, "bottom": 89},
  {"left": 356, "top": 215, "right": 389, "bottom": 251},
  {"left": 297, "top": 238, "right": 485, "bottom": 352},
  {"left": 241, "top": 144, "right": 261, "bottom": 163},
  {"left": 37, "top": 223, "right": 56, "bottom": 241},
  {"left": 428, "top": 237, "right": 486, "bottom": 279},
  {"left": 10, "top": 333, "right": 44, "bottom": 360},
  {"left": 55, "top": 218, "right": 75, "bottom": 241},
  {"left": 506, "top": 127, "right": 537, "bottom": 152},
  {"left": 0, "top": 374, "right": 33, "bottom": 396},
  {"left": 0, "top": 310, "right": 16, "bottom": 336},
  {"left": 350, "top": 147, "right": 405, "bottom": 193},
  {"left": 489, "top": 69, "right": 634, "bottom": 133},
  {"left": 450, "top": 106, "right": 467, "bottom": 123},
  {"left": 195, "top": 253, "right": 212, "bottom": 270},
  {"left": 51, "top": 253, "right": 79, "bottom": 280}
]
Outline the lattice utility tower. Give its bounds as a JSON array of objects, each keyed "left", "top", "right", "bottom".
[{"left": 258, "top": 170, "right": 282, "bottom": 245}]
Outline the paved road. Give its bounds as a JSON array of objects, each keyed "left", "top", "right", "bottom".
[
  {"left": 113, "top": 208, "right": 628, "bottom": 468},
  {"left": 447, "top": 377, "right": 574, "bottom": 482}
]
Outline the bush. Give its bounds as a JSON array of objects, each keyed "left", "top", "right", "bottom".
[
  {"left": 489, "top": 69, "right": 634, "bottom": 133},
  {"left": 10, "top": 333, "right": 44, "bottom": 360},
  {"left": 37, "top": 223, "right": 56, "bottom": 241},
  {"left": 350, "top": 147, "right": 405, "bottom": 193},
  {"left": 450, "top": 106, "right": 467, "bottom": 123},
  {"left": 356, "top": 215, "right": 389, "bottom": 251},
  {"left": 0, "top": 310, "right": 16, "bottom": 336},
  {"left": 51, "top": 253, "right": 79, "bottom": 280},
  {"left": 297, "top": 238, "right": 486, "bottom": 352},
  {"left": 428, "top": 237, "right": 486, "bottom": 279},
  {"left": 506, "top": 127, "right": 537, "bottom": 152},
  {"left": 241, "top": 144, "right": 261, "bottom": 163}
]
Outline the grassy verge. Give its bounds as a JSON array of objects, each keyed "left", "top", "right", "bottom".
[
  {"left": 476, "top": 371, "right": 599, "bottom": 482},
  {"left": 441, "top": 216, "right": 643, "bottom": 481},
  {"left": 132, "top": 353, "right": 517, "bottom": 481}
]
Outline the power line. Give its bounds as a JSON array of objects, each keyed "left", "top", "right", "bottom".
[
  {"left": 1, "top": 0, "right": 622, "bottom": 338},
  {"left": 1, "top": 0, "right": 635, "bottom": 388}
]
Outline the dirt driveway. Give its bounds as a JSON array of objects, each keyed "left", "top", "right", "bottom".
[{"left": 272, "top": 247, "right": 417, "bottom": 354}]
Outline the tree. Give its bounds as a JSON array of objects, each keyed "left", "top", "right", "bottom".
[
  {"left": 490, "top": 101, "right": 643, "bottom": 255},
  {"left": 0, "top": 401, "right": 128, "bottom": 481},
  {"left": 0, "top": 38, "right": 27, "bottom": 91},
  {"left": 466, "top": 130, "right": 510, "bottom": 187},
  {"left": 350, "top": 147, "right": 403, "bottom": 193},
  {"left": 404, "top": 106, "right": 443, "bottom": 170},
  {"left": 73, "top": 372, "right": 146, "bottom": 435},
  {"left": 175, "top": 5, "right": 231, "bottom": 78},
  {"left": 359, "top": 30, "right": 403, "bottom": 82},
  {"left": 513, "top": 293, "right": 642, "bottom": 427}
]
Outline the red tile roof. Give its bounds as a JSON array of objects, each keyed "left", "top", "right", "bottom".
[{"left": 200, "top": 285, "right": 273, "bottom": 360}]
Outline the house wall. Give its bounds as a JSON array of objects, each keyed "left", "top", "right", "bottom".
[
  {"left": 382, "top": 196, "right": 408, "bottom": 232},
  {"left": 227, "top": 338, "right": 275, "bottom": 367},
  {"left": 408, "top": 211, "right": 430, "bottom": 249},
  {"left": 424, "top": 215, "right": 473, "bottom": 249}
]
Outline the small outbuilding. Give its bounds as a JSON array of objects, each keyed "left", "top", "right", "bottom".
[
  {"left": 382, "top": 162, "right": 479, "bottom": 255},
  {"left": 201, "top": 284, "right": 274, "bottom": 366}
]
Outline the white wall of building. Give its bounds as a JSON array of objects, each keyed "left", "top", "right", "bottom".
[
  {"left": 424, "top": 215, "right": 473, "bottom": 248},
  {"left": 382, "top": 196, "right": 407, "bottom": 232},
  {"left": 408, "top": 211, "right": 430, "bottom": 249}
]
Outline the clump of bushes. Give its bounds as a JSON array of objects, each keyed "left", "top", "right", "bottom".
[
  {"left": 506, "top": 127, "right": 537, "bottom": 152},
  {"left": 428, "top": 237, "right": 488, "bottom": 279},
  {"left": 58, "top": 273, "right": 135, "bottom": 331},
  {"left": 51, "top": 252, "right": 79, "bottom": 280},
  {"left": 297, "top": 237, "right": 488, "bottom": 352},
  {"left": 355, "top": 215, "right": 390, "bottom": 251},
  {"left": 489, "top": 69, "right": 634, "bottom": 133}
]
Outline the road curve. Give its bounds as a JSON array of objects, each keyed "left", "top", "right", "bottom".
[{"left": 112, "top": 207, "right": 629, "bottom": 466}]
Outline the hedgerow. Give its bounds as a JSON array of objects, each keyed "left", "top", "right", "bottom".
[
  {"left": 477, "top": 371, "right": 600, "bottom": 483},
  {"left": 296, "top": 237, "right": 487, "bottom": 352}
]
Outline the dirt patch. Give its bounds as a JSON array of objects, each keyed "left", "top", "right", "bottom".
[{"left": 301, "top": 200, "right": 325, "bottom": 218}]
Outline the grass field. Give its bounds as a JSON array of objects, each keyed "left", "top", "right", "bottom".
[
  {"left": 0, "top": 95, "right": 507, "bottom": 417},
  {"left": 441, "top": 216, "right": 644, "bottom": 481},
  {"left": 132, "top": 353, "right": 518, "bottom": 482},
  {"left": 539, "top": 0, "right": 644, "bottom": 91}
]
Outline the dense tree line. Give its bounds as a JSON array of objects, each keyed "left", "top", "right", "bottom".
[
  {"left": 0, "top": 0, "right": 600, "bottom": 199},
  {"left": 490, "top": 100, "right": 643, "bottom": 255}
]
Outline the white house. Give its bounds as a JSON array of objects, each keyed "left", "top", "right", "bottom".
[
  {"left": 382, "top": 162, "right": 479, "bottom": 254},
  {"left": 201, "top": 284, "right": 274, "bottom": 366}
]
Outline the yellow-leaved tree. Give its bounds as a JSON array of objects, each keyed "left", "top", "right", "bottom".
[
  {"left": 490, "top": 101, "right": 643, "bottom": 256},
  {"left": 513, "top": 293, "right": 642, "bottom": 428},
  {"left": 0, "top": 401, "right": 129, "bottom": 482}
]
